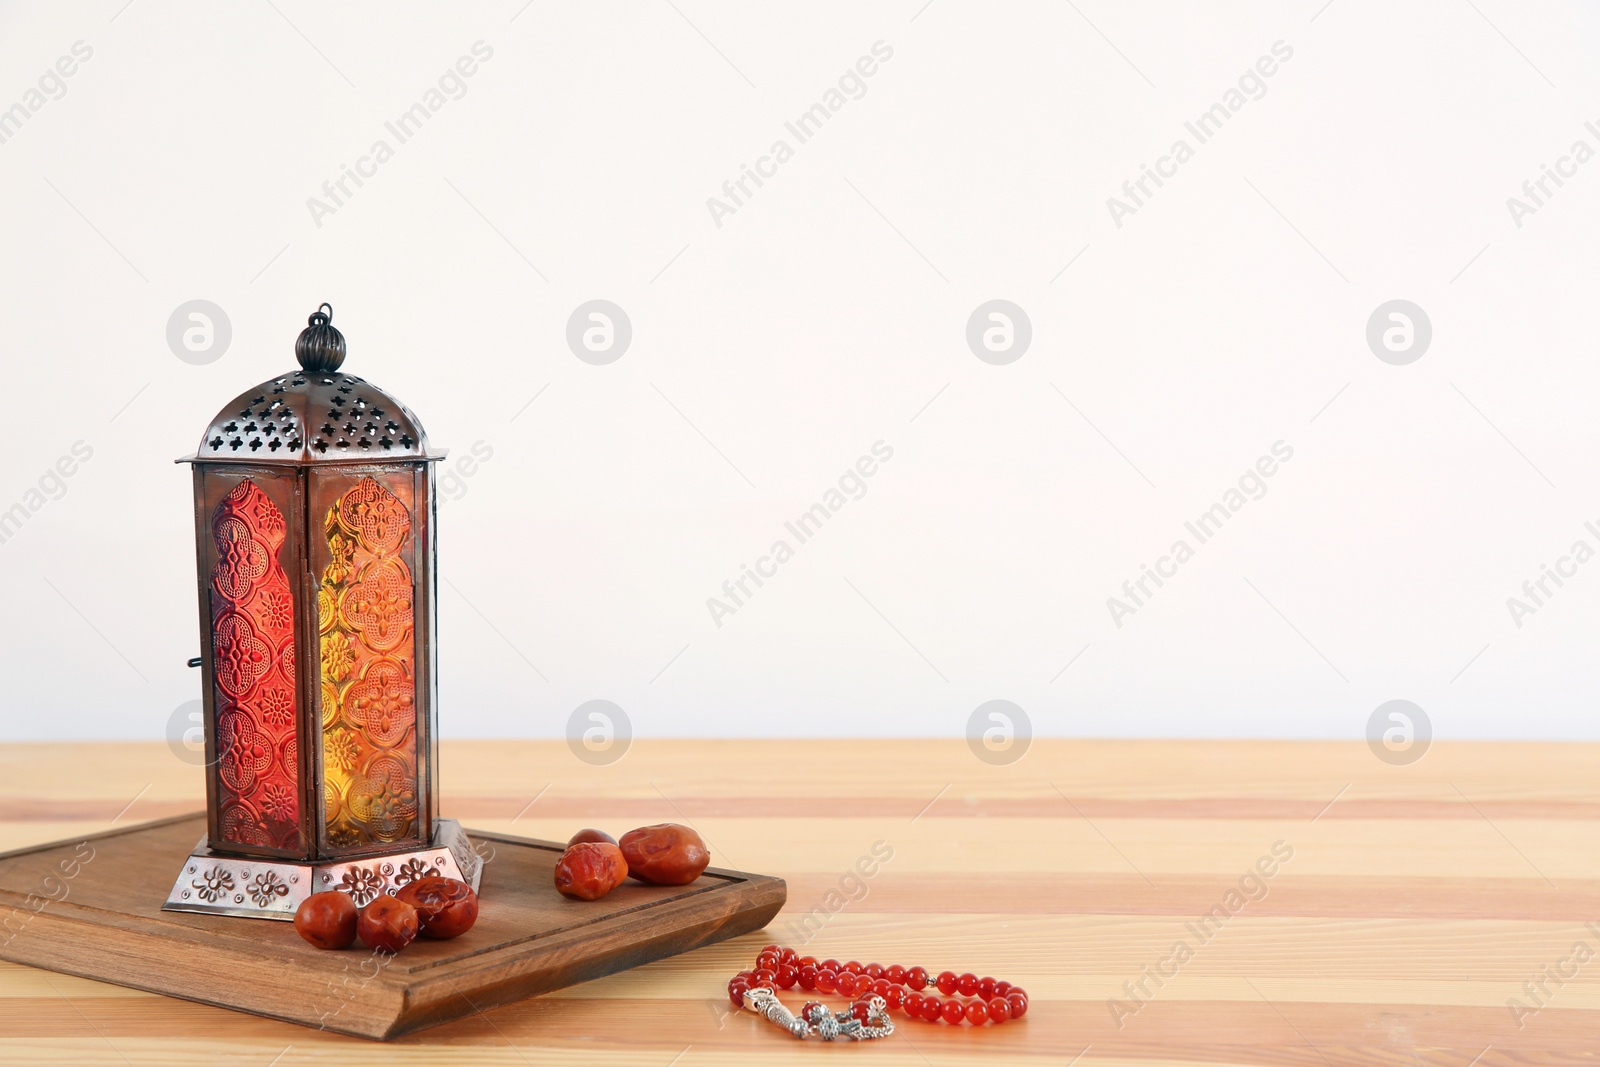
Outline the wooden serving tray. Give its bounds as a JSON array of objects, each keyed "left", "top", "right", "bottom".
[{"left": 0, "top": 813, "right": 785, "bottom": 1040}]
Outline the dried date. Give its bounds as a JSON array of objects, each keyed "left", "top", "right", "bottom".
[
  {"left": 357, "top": 893, "right": 419, "bottom": 953},
  {"left": 553, "top": 841, "right": 629, "bottom": 901},
  {"left": 294, "top": 891, "right": 357, "bottom": 950},
  {"left": 618, "top": 823, "right": 710, "bottom": 886},
  {"left": 396, "top": 876, "right": 479, "bottom": 939}
]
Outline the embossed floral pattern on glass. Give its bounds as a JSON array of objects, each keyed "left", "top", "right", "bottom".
[
  {"left": 317, "top": 476, "right": 421, "bottom": 852},
  {"left": 209, "top": 480, "right": 300, "bottom": 850}
]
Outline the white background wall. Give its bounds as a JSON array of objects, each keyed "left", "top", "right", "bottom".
[{"left": 2, "top": 1, "right": 1598, "bottom": 745}]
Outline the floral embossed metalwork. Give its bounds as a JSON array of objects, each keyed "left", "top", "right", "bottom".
[
  {"left": 337, "top": 865, "right": 386, "bottom": 906},
  {"left": 318, "top": 476, "right": 421, "bottom": 853},
  {"left": 394, "top": 857, "right": 438, "bottom": 886},
  {"left": 209, "top": 480, "right": 300, "bottom": 850},
  {"left": 248, "top": 870, "right": 290, "bottom": 907},
  {"left": 194, "top": 866, "right": 236, "bottom": 903}
]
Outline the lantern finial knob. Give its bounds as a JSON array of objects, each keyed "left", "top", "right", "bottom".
[{"left": 295, "top": 302, "right": 346, "bottom": 373}]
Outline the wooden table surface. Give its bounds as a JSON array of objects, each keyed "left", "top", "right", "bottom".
[{"left": 1, "top": 739, "right": 1596, "bottom": 1066}]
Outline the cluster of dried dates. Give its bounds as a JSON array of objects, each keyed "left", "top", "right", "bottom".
[
  {"left": 293, "top": 821, "right": 708, "bottom": 945},
  {"left": 294, "top": 876, "right": 479, "bottom": 952},
  {"left": 554, "top": 823, "right": 710, "bottom": 901}
]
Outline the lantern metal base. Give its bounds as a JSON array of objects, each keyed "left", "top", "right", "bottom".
[{"left": 159, "top": 818, "right": 482, "bottom": 921}]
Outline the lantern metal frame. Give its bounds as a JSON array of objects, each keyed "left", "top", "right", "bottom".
[{"left": 161, "top": 307, "right": 479, "bottom": 920}]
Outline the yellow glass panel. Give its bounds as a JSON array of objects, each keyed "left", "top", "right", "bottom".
[{"left": 317, "top": 476, "right": 419, "bottom": 851}]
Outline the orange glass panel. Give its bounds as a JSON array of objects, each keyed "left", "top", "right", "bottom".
[
  {"left": 318, "top": 476, "right": 420, "bottom": 850},
  {"left": 209, "top": 479, "right": 300, "bottom": 850}
]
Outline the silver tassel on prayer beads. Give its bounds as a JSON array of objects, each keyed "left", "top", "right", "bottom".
[
  {"left": 742, "top": 989, "right": 895, "bottom": 1041},
  {"left": 743, "top": 988, "right": 810, "bottom": 1038}
]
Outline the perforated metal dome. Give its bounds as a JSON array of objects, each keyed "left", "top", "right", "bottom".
[
  {"left": 190, "top": 304, "right": 429, "bottom": 464},
  {"left": 195, "top": 369, "right": 428, "bottom": 463}
]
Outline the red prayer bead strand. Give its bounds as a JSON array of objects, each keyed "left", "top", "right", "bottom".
[{"left": 731, "top": 946, "right": 1028, "bottom": 1026}]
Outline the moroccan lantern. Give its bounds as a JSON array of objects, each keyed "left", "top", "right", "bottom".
[{"left": 164, "top": 304, "right": 479, "bottom": 919}]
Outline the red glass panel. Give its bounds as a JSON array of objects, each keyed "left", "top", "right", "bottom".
[
  {"left": 209, "top": 479, "right": 300, "bottom": 850},
  {"left": 318, "top": 476, "right": 420, "bottom": 851}
]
